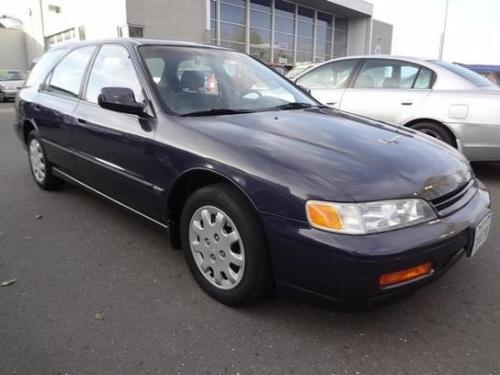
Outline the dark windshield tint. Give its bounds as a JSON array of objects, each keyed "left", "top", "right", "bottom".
[
  {"left": 0, "top": 70, "right": 28, "bottom": 81},
  {"left": 432, "top": 61, "right": 495, "bottom": 87},
  {"left": 139, "top": 46, "right": 315, "bottom": 115}
]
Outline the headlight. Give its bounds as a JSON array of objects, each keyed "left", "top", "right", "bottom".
[{"left": 306, "top": 199, "right": 437, "bottom": 234}]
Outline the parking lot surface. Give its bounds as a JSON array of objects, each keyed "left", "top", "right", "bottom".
[{"left": 1, "top": 102, "right": 499, "bottom": 375}]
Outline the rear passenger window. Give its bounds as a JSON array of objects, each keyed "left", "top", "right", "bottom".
[
  {"left": 354, "top": 60, "right": 433, "bottom": 89},
  {"left": 85, "top": 45, "right": 144, "bottom": 104},
  {"left": 47, "top": 46, "right": 96, "bottom": 97}
]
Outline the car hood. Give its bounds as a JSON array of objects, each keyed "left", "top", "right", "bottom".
[
  {"left": 177, "top": 109, "right": 472, "bottom": 203},
  {"left": 0, "top": 80, "right": 24, "bottom": 89}
]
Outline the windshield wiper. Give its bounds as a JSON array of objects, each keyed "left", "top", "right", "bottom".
[
  {"left": 180, "top": 108, "right": 254, "bottom": 117},
  {"left": 271, "top": 102, "right": 329, "bottom": 111}
]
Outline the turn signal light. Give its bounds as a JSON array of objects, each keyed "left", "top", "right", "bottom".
[
  {"left": 379, "top": 262, "right": 433, "bottom": 287},
  {"left": 306, "top": 202, "right": 343, "bottom": 230}
]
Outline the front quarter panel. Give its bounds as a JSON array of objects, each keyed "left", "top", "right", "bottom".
[{"left": 152, "top": 114, "right": 354, "bottom": 222}]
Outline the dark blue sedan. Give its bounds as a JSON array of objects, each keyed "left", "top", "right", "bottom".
[{"left": 14, "top": 39, "right": 492, "bottom": 307}]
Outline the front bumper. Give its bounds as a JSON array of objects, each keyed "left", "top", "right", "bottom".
[
  {"left": 261, "top": 187, "right": 491, "bottom": 303},
  {"left": 0, "top": 89, "right": 19, "bottom": 99},
  {"left": 447, "top": 122, "right": 500, "bottom": 161}
]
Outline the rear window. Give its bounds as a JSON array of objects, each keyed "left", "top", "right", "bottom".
[
  {"left": 432, "top": 61, "right": 495, "bottom": 87},
  {"left": 25, "top": 48, "right": 67, "bottom": 87}
]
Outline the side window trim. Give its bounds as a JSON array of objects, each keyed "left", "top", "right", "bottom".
[
  {"left": 42, "top": 45, "right": 98, "bottom": 101},
  {"left": 346, "top": 58, "right": 364, "bottom": 89}
]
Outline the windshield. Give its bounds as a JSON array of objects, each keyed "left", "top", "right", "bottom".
[
  {"left": 0, "top": 70, "right": 27, "bottom": 81},
  {"left": 139, "top": 46, "right": 316, "bottom": 116},
  {"left": 432, "top": 61, "right": 495, "bottom": 87}
]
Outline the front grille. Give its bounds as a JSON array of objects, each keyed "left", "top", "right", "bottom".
[{"left": 430, "top": 179, "right": 477, "bottom": 217}]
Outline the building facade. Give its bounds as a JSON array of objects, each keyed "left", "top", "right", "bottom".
[{"left": 21, "top": 0, "right": 389, "bottom": 68}]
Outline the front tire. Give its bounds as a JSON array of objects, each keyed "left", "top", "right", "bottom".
[
  {"left": 180, "top": 183, "right": 271, "bottom": 306},
  {"left": 27, "top": 131, "right": 64, "bottom": 190},
  {"left": 410, "top": 122, "right": 455, "bottom": 146}
]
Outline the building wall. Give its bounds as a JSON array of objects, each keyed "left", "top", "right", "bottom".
[
  {"left": 0, "top": 29, "right": 28, "bottom": 70},
  {"left": 126, "top": 0, "right": 209, "bottom": 42},
  {"left": 346, "top": 16, "right": 372, "bottom": 55},
  {"left": 371, "top": 19, "right": 392, "bottom": 55}
]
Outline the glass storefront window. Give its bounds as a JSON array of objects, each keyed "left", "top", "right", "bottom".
[
  {"left": 223, "top": 0, "right": 245, "bottom": 6},
  {"left": 220, "top": 3, "right": 246, "bottom": 25},
  {"left": 221, "top": 23, "right": 246, "bottom": 44},
  {"left": 210, "top": 0, "right": 348, "bottom": 64},
  {"left": 275, "top": 0, "right": 295, "bottom": 18},
  {"left": 251, "top": 10, "right": 271, "bottom": 29},
  {"left": 250, "top": 0, "right": 271, "bottom": 12}
]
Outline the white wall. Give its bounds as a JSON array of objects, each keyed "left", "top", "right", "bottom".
[
  {"left": 126, "top": 0, "right": 209, "bottom": 42},
  {"left": 347, "top": 16, "right": 372, "bottom": 55},
  {"left": 0, "top": 29, "right": 28, "bottom": 70}
]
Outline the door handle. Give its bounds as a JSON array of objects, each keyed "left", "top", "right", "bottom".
[
  {"left": 327, "top": 102, "right": 337, "bottom": 106},
  {"left": 401, "top": 102, "right": 414, "bottom": 106},
  {"left": 77, "top": 118, "right": 87, "bottom": 124}
]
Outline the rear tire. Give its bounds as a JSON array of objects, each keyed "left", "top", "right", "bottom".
[
  {"left": 409, "top": 122, "right": 455, "bottom": 147},
  {"left": 27, "top": 130, "right": 64, "bottom": 190},
  {"left": 180, "top": 183, "right": 271, "bottom": 306}
]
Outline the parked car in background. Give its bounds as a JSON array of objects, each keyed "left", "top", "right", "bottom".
[
  {"left": 286, "top": 63, "right": 317, "bottom": 80},
  {"left": 0, "top": 69, "right": 27, "bottom": 102},
  {"left": 293, "top": 56, "right": 500, "bottom": 161},
  {"left": 14, "top": 40, "right": 491, "bottom": 308},
  {"left": 461, "top": 64, "right": 500, "bottom": 86},
  {"left": 267, "top": 63, "right": 291, "bottom": 76}
]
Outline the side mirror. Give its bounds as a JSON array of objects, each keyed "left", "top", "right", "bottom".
[{"left": 98, "top": 87, "right": 145, "bottom": 115}]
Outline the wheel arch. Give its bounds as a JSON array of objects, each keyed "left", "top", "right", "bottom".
[
  {"left": 22, "top": 118, "right": 39, "bottom": 145},
  {"left": 404, "top": 118, "right": 458, "bottom": 148},
  {"left": 166, "top": 167, "right": 260, "bottom": 249}
]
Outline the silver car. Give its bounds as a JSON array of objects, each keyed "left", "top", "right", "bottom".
[
  {"left": 0, "top": 69, "right": 27, "bottom": 102},
  {"left": 293, "top": 56, "right": 500, "bottom": 161}
]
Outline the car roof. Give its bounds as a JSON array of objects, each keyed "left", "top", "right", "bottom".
[{"left": 51, "top": 38, "right": 230, "bottom": 51}]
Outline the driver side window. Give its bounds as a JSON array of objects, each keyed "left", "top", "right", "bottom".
[
  {"left": 85, "top": 45, "right": 144, "bottom": 104},
  {"left": 297, "top": 60, "right": 358, "bottom": 90}
]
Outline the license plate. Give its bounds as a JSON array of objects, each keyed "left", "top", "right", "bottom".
[{"left": 470, "top": 213, "right": 492, "bottom": 257}]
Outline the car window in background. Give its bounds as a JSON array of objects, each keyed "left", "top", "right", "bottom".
[
  {"left": 286, "top": 63, "right": 316, "bottom": 80},
  {"left": 0, "top": 70, "right": 27, "bottom": 81},
  {"left": 47, "top": 46, "right": 96, "bottom": 98},
  {"left": 432, "top": 60, "right": 495, "bottom": 87},
  {"left": 296, "top": 60, "right": 357, "bottom": 89},
  {"left": 85, "top": 45, "right": 144, "bottom": 104},
  {"left": 354, "top": 60, "right": 433, "bottom": 89},
  {"left": 139, "top": 46, "right": 314, "bottom": 115},
  {"left": 414, "top": 68, "right": 434, "bottom": 89},
  {"left": 25, "top": 49, "right": 66, "bottom": 87}
]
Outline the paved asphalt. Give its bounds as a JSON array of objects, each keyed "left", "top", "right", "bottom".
[{"left": 0, "top": 102, "right": 499, "bottom": 375}]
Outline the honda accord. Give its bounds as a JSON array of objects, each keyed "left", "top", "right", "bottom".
[{"left": 14, "top": 39, "right": 492, "bottom": 307}]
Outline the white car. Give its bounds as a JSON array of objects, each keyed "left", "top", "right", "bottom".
[{"left": 292, "top": 55, "right": 500, "bottom": 161}]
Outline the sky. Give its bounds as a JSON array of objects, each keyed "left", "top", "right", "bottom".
[{"left": 370, "top": 0, "right": 500, "bottom": 64}]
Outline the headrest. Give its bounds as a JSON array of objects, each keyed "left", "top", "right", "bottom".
[{"left": 180, "top": 70, "right": 205, "bottom": 91}]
